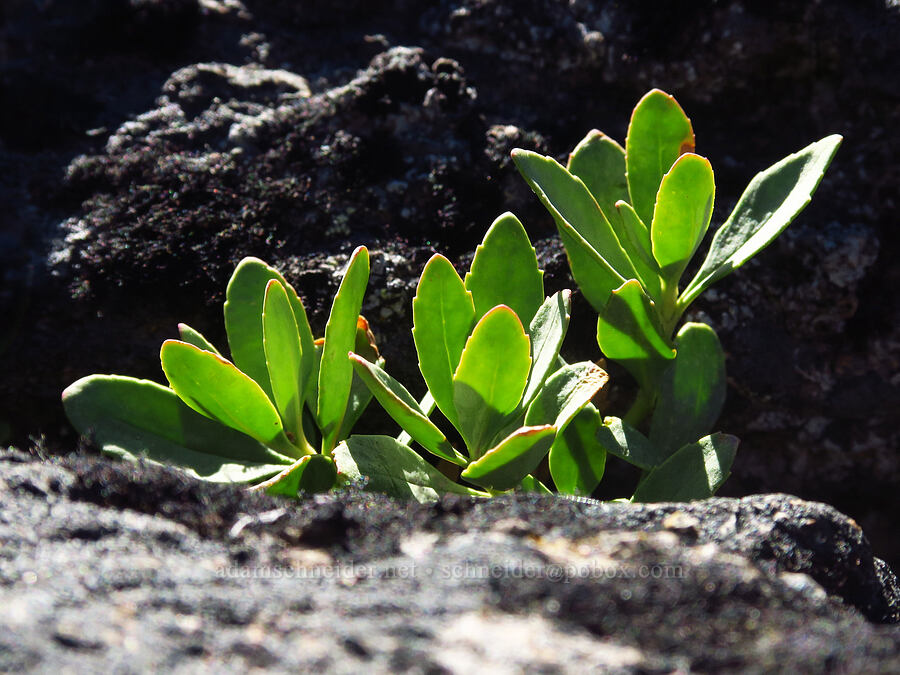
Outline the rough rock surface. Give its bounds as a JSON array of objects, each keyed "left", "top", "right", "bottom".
[
  {"left": 2, "top": 0, "right": 899, "bottom": 568},
  {"left": 1, "top": 448, "right": 898, "bottom": 672}
]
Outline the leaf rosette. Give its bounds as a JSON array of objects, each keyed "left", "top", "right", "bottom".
[
  {"left": 64, "top": 249, "right": 377, "bottom": 497},
  {"left": 339, "top": 213, "right": 610, "bottom": 499}
]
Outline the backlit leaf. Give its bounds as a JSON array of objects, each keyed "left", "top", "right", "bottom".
[
  {"left": 161, "top": 340, "right": 301, "bottom": 458},
  {"left": 567, "top": 130, "right": 629, "bottom": 226},
  {"left": 250, "top": 454, "right": 337, "bottom": 497},
  {"left": 335, "top": 317, "right": 381, "bottom": 440},
  {"left": 453, "top": 306, "right": 531, "bottom": 457},
  {"left": 650, "top": 153, "right": 715, "bottom": 283},
  {"left": 615, "top": 200, "right": 661, "bottom": 299},
  {"left": 555, "top": 216, "right": 628, "bottom": 313},
  {"left": 461, "top": 425, "right": 556, "bottom": 491},
  {"left": 626, "top": 89, "right": 695, "bottom": 227},
  {"left": 513, "top": 149, "right": 637, "bottom": 281},
  {"left": 177, "top": 323, "right": 221, "bottom": 356},
  {"left": 549, "top": 405, "right": 606, "bottom": 496},
  {"left": 262, "top": 279, "right": 306, "bottom": 444},
  {"left": 224, "top": 258, "right": 313, "bottom": 401},
  {"left": 465, "top": 212, "right": 544, "bottom": 325},
  {"left": 524, "top": 361, "right": 608, "bottom": 432},
  {"left": 596, "top": 280, "right": 675, "bottom": 390},
  {"left": 519, "top": 474, "right": 553, "bottom": 494},
  {"left": 317, "top": 246, "right": 370, "bottom": 453},
  {"left": 520, "top": 290, "right": 572, "bottom": 411},
  {"left": 649, "top": 323, "right": 726, "bottom": 457},
  {"left": 62, "top": 374, "right": 291, "bottom": 482},
  {"left": 350, "top": 353, "right": 467, "bottom": 466},
  {"left": 412, "top": 254, "right": 475, "bottom": 428},
  {"left": 595, "top": 416, "right": 665, "bottom": 470}
]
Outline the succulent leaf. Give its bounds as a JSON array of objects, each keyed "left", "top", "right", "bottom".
[
  {"left": 62, "top": 374, "right": 291, "bottom": 482},
  {"left": 452, "top": 306, "right": 531, "bottom": 457},
  {"left": 626, "top": 89, "right": 695, "bottom": 227},
  {"left": 412, "top": 254, "right": 476, "bottom": 428},
  {"left": 631, "top": 433, "right": 739, "bottom": 503},
  {"left": 334, "top": 435, "right": 485, "bottom": 503},
  {"left": 317, "top": 246, "right": 370, "bottom": 453},
  {"left": 465, "top": 211, "right": 544, "bottom": 325},
  {"left": 680, "top": 135, "right": 843, "bottom": 309},
  {"left": 461, "top": 425, "right": 556, "bottom": 491}
]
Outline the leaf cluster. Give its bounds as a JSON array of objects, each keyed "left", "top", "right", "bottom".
[
  {"left": 62, "top": 90, "right": 841, "bottom": 505},
  {"left": 339, "top": 213, "right": 608, "bottom": 498},
  {"left": 64, "top": 251, "right": 376, "bottom": 496},
  {"left": 513, "top": 89, "right": 841, "bottom": 497}
]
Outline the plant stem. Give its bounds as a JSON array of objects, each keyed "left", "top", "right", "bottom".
[
  {"left": 658, "top": 276, "right": 682, "bottom": 339},
  {"left": 623, "top": 387, "right": 654, "bottom": 428},
  {"left": 272, "top": 432, "right": 315, "bottom": 459}
]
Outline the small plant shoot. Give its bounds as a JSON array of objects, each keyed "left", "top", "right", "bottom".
[
  {"left": 64, "top": 249, "right": 377, "bottom": 496},
  {"left": 338, "top": 213, "right": 609, "bottom": 500},
  {"left": 514, "top": 89, "right": 840, "bottom": 498}
]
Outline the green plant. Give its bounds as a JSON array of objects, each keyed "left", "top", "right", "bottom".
[
  {"left": 333, "top": 213, "right": 609, "bottom": 500},
  {"left": 61, "top": 89, "right": 842, "bottom": 506},
  {"left": 62, "top": 248, "right": 377, "bottom": 496},
  {"left": 512, "top": 89, "right": 841, "bottom": 499}
]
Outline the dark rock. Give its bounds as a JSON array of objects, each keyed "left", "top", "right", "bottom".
[
  {"left": 1, "top": 0, "right": 898, "bottom": 574},
  {"left": 0, "top": 448, "right": 898, "bottom": 671}
]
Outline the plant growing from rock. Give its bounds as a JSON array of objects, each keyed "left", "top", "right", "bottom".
[
  {"left": 61, "top": 89, "right": 841, "bottom": 505},
  {"left": 63, "top": 249, "right": 376, "bottom": 496},
  {"left": 335, "top": 213, "right": 608, "bottom": 500},
  {"left": 512, "top": 89, "right": 841, "bottom": 500}
]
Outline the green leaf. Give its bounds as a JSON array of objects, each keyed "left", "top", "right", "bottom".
[
  {"left": 398, "top": 390, "right": 435, "bottom": 446},
  {"left": 334, "top": 435, "right": 485, "bottom": 503},
  {"left": 262, "top": 279, "right": 306, "bottom": 446},
  {"left": 519, "top": 290, "right": 572, "bottom": 411},
  {"left": 177, "top": 323, "right": 222, "bottom": 356},
  {"left": 349, "top": 353, "right": 467, "bottom": 466},
  {"left": 338, "top": 370, "right": 374, "bottom": 442},
  {"left": 524, "top": 361, "right": 608, "bottom": 432},
  {"left": 412, "top": 254, "right": 476, "bottom": 429},
  {"left": 334, "top": 318, "right": 380, "bottom": 440},
  {"left": 519, "top": 474, "right": 553, "bottom": 494},
  {"left": 161, "top": 340, "right": 302, "bottom": 457},
  {"left": 512, "top": 149, "right": 638, "bottom": 282},
  {"left": 452, "top": 306, "right": 531, "bottom": 457},
  {"left": 565, "top": 132, "right": 662, "bottom": 299},
  {"left": 650, "top": 323, "right": 726, "bottom": 456},
  {"left": 250, "top": 454, "right": 337, "bottom": 497},
  {"left": 555, "top": 217, "right": 628, "bottom": 313},
  {"left": 461, "top": 425, "right": 556, "bottom": 491},
  {"left": 549, "top": 405, "right": 606, "bottom": 496},
  {"left": 305, "top": 341, "right": 323, "bottom": 417},
  {"left": 631, "top": 433, "right": 739, "bottom": 503},
  {"left": 567, "top": 130, "right": 629, "bottom": 224},
  {"left": 596, "top": 280, "right": 675, "bottom": 390},
  {"left": 650, "top": 153, "right": 715, "bottom": 283},
  {"left": 465, "top": 212, "right": 544, "bottom": 325},
  {"left": 353, "top": 316, "right": 380, "bottom": 362},
  {"left": 62, "top": 375, "right": 291, "bottom": 482},
  {"left": 616, "top": 201, "right": 653, "bottom": 265},
  {"left": 595, "top": 416, "right": 666, "bottom": 470},
  {"left": 680, "top": 135, "right": 843, "bottom": 309},
  {"left": 224, "top": 258, "right": 313, "bottom": 401},
  {"left": 615, "top": 200, "right": 661, "bottom": 299},
  {"left": 625, "top": 89, "right": 695, "bottom": 227},
  {"left": 317, "top": 246, "right": 370, "bottom": 453}
]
